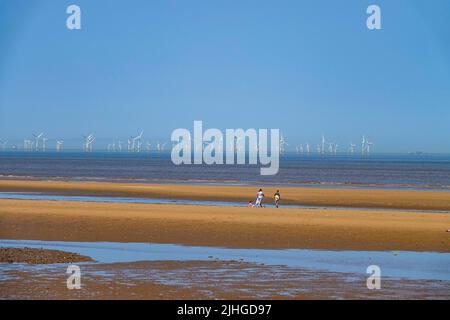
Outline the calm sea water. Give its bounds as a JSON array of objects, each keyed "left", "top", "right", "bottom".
[{"left": 0, "top": 152, "right": 449, "bottom": 189}]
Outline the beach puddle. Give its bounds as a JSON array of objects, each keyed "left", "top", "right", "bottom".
[{"left": 1, "top": 239, "right": 449, "bottom": 281}]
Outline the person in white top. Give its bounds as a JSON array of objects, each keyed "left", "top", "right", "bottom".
[{"left": 255, "top": 189, "right": 264, "bottom": 207}]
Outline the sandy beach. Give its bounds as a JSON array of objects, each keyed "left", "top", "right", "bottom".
[
  {"left": 0, "top": 197, "right": 449, "bottom": 252},
  {"left": 1, "top": 179, "right": 450, "bottom": 211},
  {"left": 1, "top": 179, "right": 450, "bottom": 300}
]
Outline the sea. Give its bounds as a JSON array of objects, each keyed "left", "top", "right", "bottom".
[{"left": 0, "top": 151, "right": 449, "bottom": 190}]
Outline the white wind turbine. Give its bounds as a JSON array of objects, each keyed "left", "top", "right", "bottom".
[
  {"left": 42, "top": 137, "right": 48, "bottom": 152},
  {"left": 328, "top": 142, "right": 334, "bottom": 154},
  {"left": 132, "top": 130, "right": 144, "bottom": 152},
  {"left": 321, "top": 134, "right": 326, "bottom": 155},
  {"left": 32, "top": 132, "right": 44, "bottom": 151},
  {"left": 366, "top": 141, "right": 373, "bottom": 155},
  {"left": 56, "top": 140, "right": 64, "bottom": 152},
  {"left": 361, "top": 136, "right": 367, "bottom": 155},
  {"left": 0, "top": 139, "right": 7, "bottom": 151},
  {"left": 349, "top": 143, "right": 356, "bottom": 155},
  {"left": 279, "top": 134, "right": 288, "bottom": 154},
  {"left": 87, "top": 136, "right": 95, "bottom": 152},
  {"left": 24, "top": 139, "right": 35, "bottom": 151},
  {"left": 305, "top": 142, "right": 310, "bottom": 154},
  {"left": 83, "top": 134, "right": 94, "bottom": 152}
]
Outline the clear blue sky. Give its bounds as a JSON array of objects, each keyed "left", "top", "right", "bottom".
[{"left": 0, "top": 0, "right": 449, "bottom": 152}]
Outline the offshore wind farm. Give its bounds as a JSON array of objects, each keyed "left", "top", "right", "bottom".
[{"left": 1, "top": 131, "right": 380, "bottom": 155}]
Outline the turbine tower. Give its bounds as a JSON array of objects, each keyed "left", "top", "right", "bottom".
[
  {"left": 56, "top": 140, "right": 64, "bottom": 152},
  {"left": 25, "top": 139, "right": 33, "bottom": 151},
  {"left": 42, "top": 137, "right": 48, "bottom": 152},
  {"left": 32, "top": 132, "right": 44, "bottom": 151},
  {"left": 130, "top": 130, "right": 144, "bottom": 152},
  {"left": 0, "top": 139, "right": 6, "bottom": 151},
  {"left": 127, "top": 138, "right": 132, "bottom": 152},
  {"left": 279, "top": 134, "right": 288, "bottom": 154},
  {"left": 321, "top": 134, "right": 326, "bottom": 155},
  {"left": 361, "top": 136, "right": 367, "bottom": 155},
  {"left": 83, "top": 134, "right": 95, "bottom": 152},
  {"left": 366, "top": 141, "right": 373, "bottom": 155},
  {"left": 134, "top": 130, "right": 144, "bottom": 152},
  {"left": 349, "top": 143, "right": 356, "bottom": 155}
]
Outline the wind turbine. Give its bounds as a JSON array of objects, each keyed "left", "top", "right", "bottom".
[
  {"left": 83, "top": 134, "right": 94, "bottom": 152},
  {"left": 361, "top": 136, "right": 367, "bottom": 155},
  {"left": 134, "top": 130, "right": 144, "bottom": 152},
  {"left": 279, "top": 134, "right": 288, "bottom": 154},
  {"left": 366, "top": 141, "right": 373, "bottom": 155},
  {"left": 127, "top": 138, "right": 132, "bottom": 152},
  {"left": 32, "top": 132, "right": 44, "bottom": 151},
  {"left": 42, "top": 137, "right": 48, "bottom": 152},
  {"left": 130, "top": 130, "right": 144, "bottom": 152},
  {"left": 321, "top": 134, "right": 326, "bottom": 155},
  {"left": 349, "top": 143, "right": 356, "bottom": 155},
  {"left": 87, "top": 136, "right": 95, "bottom": 152},
  {"left": 56, "top": 140, "right": 64, "bottom": 152},
  {"left": 24, "top": 139, "right": 33, "bottom": 151},
  {"left": 328, "top": 142, "right": 334, "bottom": 154},
  {"left": 0, "top": 139, "right": 7, "bottom": 151}
]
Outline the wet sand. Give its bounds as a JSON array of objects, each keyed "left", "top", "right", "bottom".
[
  {"left": 1, "top": 260, "right": 449, "bottom": 299},
  {"left": 1, "top": 198, "right": 449, "bottom": 252},
  {"left": 1, "top": 179, "right": 450, "bottom": 211},
  {"left": 0, "top": 247, "right": 93, "bottom": 264}
]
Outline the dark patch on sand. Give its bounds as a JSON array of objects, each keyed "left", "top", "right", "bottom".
[{"left": 0, "top": 247, "right": 93, "bottom": 264}]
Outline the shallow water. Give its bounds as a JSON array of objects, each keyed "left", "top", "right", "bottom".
[{"left": 1, "top": 239, "right": 449, "bottom": 281}]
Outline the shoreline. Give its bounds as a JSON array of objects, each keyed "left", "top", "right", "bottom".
[
  {"left": 1, "top": 179, "right": 450, "bottom": 211},
  {"left": 1, "top": 175, "right": 449, "bottom": 192}
]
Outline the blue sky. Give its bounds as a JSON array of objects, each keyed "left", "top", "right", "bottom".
[{"left": 0, "top": 0, "right": 449, "bottom": 152}]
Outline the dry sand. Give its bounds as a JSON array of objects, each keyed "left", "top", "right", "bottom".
[
  {"left": 1, "top": 198, "right": 449, "bottom": 252},
  {"left": 1, "top": 179, "right": 450, "bottom": 211}
]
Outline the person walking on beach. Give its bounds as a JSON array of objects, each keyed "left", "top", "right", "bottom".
[
  {"left": 255, "top": 189, "right": 264, "bottom": 207},
  {"left": 274, "top": 190, "right": 281, "bottom": 208}
]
